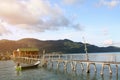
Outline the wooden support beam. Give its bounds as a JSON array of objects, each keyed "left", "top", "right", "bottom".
[{"left": 101, "top": 63, "right": 112, "bottom": 75}]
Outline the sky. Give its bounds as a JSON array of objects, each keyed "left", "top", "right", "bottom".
[{"left": 0, "top": 0, "right": 120, "bottom": 47}]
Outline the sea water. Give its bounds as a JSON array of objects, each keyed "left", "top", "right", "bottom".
[{"left": 0, "top": 52, "right": 120, "bottom": 80}]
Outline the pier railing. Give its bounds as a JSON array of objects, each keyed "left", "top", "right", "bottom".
[
  {"left": 13, "top": 53, "right": 120, "bottom": 75},
  {"left": 44, "top": 53, "right": 119, "bottom": 62},
  {"left": 13, "top": 53, "right": 120, "bottom": 64}
]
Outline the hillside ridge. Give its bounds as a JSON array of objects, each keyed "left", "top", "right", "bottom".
[{"left": 0, "top": 38, "right": 120, "bottom": 54}]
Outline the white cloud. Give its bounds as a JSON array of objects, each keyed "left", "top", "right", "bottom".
[
  {"left": 96, "top": 0, "right": 120, "bottom": 8},
  {"left": 0, "top": 0, "right": 82, "bottom": 33},
  {"left": 0, "top": 0, "right": 38, "bottom": 25},
  {"left": 0, "top": 23, "right": 11, "bottom": 36},
  {"left": 63, "top": 0, "right": 85, "bottom": 5},
  {"left": 103, "top": 39, "right": 113, "bottom": 45}
]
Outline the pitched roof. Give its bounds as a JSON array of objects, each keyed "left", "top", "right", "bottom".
[{"left": 17, "top": 48, "right": 39, "bottom": 51}]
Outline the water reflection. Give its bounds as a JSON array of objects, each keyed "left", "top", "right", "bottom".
[
  {"left": 15, "top": 70, "right": 22, "bottom": 76},
  {"left": 86, "top": 73, "right": 97, "bottom": 80},
  {"left": 101, "top": 74, "right": 112, "bottom": 80},
  {"left": 116, "top": 72, "right": 118, "bottom": 80},
  {"left": 1, "top": 60, "right": 120, "bottom": 80},
  {"left": 47, "top": 65, "right": 120, "bottom": 80}
]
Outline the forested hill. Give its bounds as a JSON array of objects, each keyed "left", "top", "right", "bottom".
[{"left": 0, "top": 38, "right": 120, "bottom": 54}]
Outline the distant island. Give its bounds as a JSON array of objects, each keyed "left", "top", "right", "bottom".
[{"left": 0, "top": 38, "right": 120, "bottom": 56}]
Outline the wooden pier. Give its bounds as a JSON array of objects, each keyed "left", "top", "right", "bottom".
[
  {"left": 12, "top": 50, "right": 120, "bottom": 75},
  {"left": 42, "top": 54, "right": 119, "bottom": 75}
]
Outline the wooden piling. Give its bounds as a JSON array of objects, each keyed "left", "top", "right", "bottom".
[
  {"left": 101, "top": 63, "right": 112, "bottom": 75},
  {"left": 64, "top": 61, "right": 67, "bottom": 70},
  {"left": 86, "top": 62, "right": 97, "bottom": 73}
]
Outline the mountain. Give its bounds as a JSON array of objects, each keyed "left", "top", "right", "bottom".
[{"left": 0, "top": 38, "right": 120, "bottom": 54}]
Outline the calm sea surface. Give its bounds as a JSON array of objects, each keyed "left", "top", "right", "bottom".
[{"left": 0, "top": 52, "right": 120, "bottom": 80}]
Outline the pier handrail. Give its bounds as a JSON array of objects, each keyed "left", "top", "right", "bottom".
[{"left": 43, "top": 53, "right": 119, "bottom": 62}]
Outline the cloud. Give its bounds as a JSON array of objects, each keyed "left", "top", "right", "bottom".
[
  {"left": 63, "top": 0, "right": 85, "bottom": 5},
  {"left": 0, "top": 0, "right": 82, "bottom": 33},
  {"left": 103, "top": 39, "right": 113, "bottom": 45},
  {"left": 72, "top": 23, "right": 83, "bottom": 30},
  {"left": 96, "top": 0, "right": 120, "bottom": 8},
  {"left": 0, "top": 23, "right": 11, "bottom": 36},
  {"left": 103, "top": 40, "right": 120, "bottom": 47}
]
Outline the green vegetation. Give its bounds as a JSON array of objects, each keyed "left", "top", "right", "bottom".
[
  {"left": 64, "top": 41, "right": 80, "bottom": 48},
  {"left": 17, "top": 48, "right": 39, "bottom": 51},
  {"left": 0, "top": 38, "right": 120, "bottom": 56}
]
